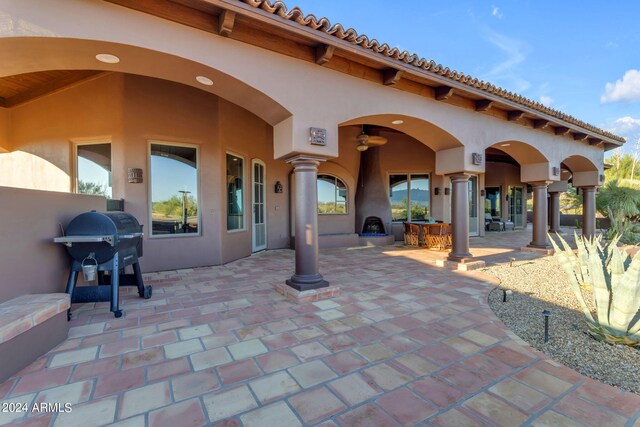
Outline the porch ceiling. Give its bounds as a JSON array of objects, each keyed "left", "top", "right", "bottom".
[{"left": 0, "top": 70, "right": 104, "bottom": 108}]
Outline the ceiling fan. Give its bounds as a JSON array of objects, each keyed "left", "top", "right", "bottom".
[{"left": 356, "top": 125, "right": 388, "bottom": 151}]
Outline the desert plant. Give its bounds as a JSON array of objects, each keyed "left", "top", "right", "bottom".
[{"left": 549, "top": 232, "right": 640, "bottom": 347}]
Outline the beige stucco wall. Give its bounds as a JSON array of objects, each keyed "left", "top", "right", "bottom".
[
  {"left": 0, "top": 73, "right": 123, "bottom": 192},
  {"left": 0, "top": 186, "right": 104, "bottom": 303},
  {"left": 1, "top": 73, "right": 289, "bottom": 271}
]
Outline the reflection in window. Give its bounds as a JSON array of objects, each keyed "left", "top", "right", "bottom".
[
  {"left": 317, "top": 175, "right": 347, "bottom": 214},
  {"left": 150, "top": 143, "right": 198, "bottom": 235},
  {"left": 485, "top": 187, "right": 501, "bottom": 217},
  {"left": 227, "top": 154, "right": 244, "bottom": 230},
  {"left": 77, "top": 143, "right": 112, "bottom": 198},
  {"left": 389, "top": 174, "right": 430, "bottom": 222}
]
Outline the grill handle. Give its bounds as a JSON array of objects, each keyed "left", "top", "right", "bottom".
[
  {"left": 53, "top": 235, "right": 115, "bottom": 247},
  {"left": 119, "top": 232, "right": 143, "bottom": 239}
]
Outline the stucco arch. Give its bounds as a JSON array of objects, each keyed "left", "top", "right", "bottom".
[
  {"left": 339, "top": 114, "right": 463, "bottom": 152},
  {"left": 488, "top": 140, "right": 548, "bottom": 165},
  {"left": 561, "top": 154, "right": 601, "bottom": 187},
  {"left": 0, "top": 37, "right": 291, "bottom": 126},
  {"left": 561, "top": 155, "right": 598, "bottom": 173}
]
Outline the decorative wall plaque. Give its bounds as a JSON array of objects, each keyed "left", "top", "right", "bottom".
[
  {"left": 471, "top": 153, "right": 483, "bottom": 165},
  {"left": 127, "top": 168, "right": 143, "bottom": 183},
  {"left": 309, "top": 127, "right": 327, "bottom": 146}
]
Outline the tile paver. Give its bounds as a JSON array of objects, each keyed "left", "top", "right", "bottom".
[{"left": 0, "top": 234, "right": 636, "bottom": 427}]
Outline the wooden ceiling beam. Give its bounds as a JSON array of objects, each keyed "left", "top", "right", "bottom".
[
  {"left": 533, "top": 119, "right": 550, "bottom": 129},
  {"left": 555, "top": 126, "right": 570, "bottom": 136},
  {"left": 573, "top": 132, "right": 588, "bottom": 141},
  {"left": 382, "top": 68, "right": 403, "bottom": 86},
  {"left": 218, "top": 10, "right": 235, "bottom": 36},
  {"left": 4, "top": 70, "right": 104, "bottom": 108},
  {"left": 507, "top": 111, "right": 525, "bottom": 122},
  {"left": 315, "top": 44, "right": 335, "bottom": 65},
  {"left": 475, "top": 99, "right": 493, "bottom": 112},
  {"left": 435, "top": 86, "right": 454, "bottom": 101},
  {"left": 588, "top": 137, "right": 603, "bottom": 146}
]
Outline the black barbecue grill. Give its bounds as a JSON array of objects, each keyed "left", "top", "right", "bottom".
[{"left": 54, "top": 211, "right": 152, "bottom": 318}]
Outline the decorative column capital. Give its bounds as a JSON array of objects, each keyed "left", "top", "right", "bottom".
[
  {"left": 578, "top": 185, "right": 598, "bottom": 192},
  {"left": 447, "top": 173, "right": 470, "bottom": 183},
  {"left": 528, "top": 181, "right": 552, "bottom": 189},
  {"left": 285, "top": 154, "right": 329, "bottom": 168}
]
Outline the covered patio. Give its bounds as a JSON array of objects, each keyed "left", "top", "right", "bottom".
[{"left": 1, "top": 239, "right": 637, "bottom": 427}]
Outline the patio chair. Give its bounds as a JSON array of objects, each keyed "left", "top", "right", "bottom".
[
  {"left": 485, "top": 214, "right": 504, "bottom": 231},
  {"left": 403, "top": 222, "right": 420, "bottom": 246},
  {"left": 424, "top": 223, "right": 452, "bottom": 250}
]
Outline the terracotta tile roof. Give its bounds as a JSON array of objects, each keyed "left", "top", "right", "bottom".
[{"left": 240, "top": 0, "right": 624, "bottom": 144}]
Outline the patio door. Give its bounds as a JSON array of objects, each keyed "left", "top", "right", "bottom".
[
  {"left": 509, "top": 186, "right": 524, "bottom": 228},
  {"left": 252, "top": 159, "right": 267, "bottom": 252},
  {"left": 468, "top": 175, "right": 479, "bottom": 236}
]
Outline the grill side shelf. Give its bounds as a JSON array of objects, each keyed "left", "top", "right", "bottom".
[{"left": 53, "top": 235, "right": 115, "bottom": 247}]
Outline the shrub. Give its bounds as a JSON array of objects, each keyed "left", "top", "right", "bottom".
[{"left": 549, "top": 233, "right": 640, "bottom": 347}]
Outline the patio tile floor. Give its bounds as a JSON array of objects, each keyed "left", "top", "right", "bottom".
[{"left": 1, "top": 228, "right": 639, "bottom": 426}]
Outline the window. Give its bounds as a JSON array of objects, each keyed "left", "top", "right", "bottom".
[
  {"left": 76, "top": 142, "right": 112, "bottom": 197},
  {"left": 227, "top": 153, "right": 244, "bottom": 230},
  {"left": 389, "top": 174, "right": 430, "bottom": 222},
  {"left": 317, "top": 174, "right": 347, "bottom": 214},
  {"left": 150, "top": 142, "right": 199, "bottom": 236}
]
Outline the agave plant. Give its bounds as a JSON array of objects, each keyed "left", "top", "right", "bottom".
[{"left": 549, "top": 233, "right": 640, "bottom": 347}]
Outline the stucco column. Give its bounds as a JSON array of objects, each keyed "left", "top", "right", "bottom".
[
  {"left": 285, "top": 156, "right": 329, "bottom": 291},
  {"left": 581, "top": 186, "right": 597, "bottom": 239},
  {"left": 528, "top": 182, "right": 551, "bottom": 248},
  {"left": 448, "top": 173, "right": 472, "bottom": 261},
  {"left": 548, "top": 192, "right": 561, "bottom": 233}
]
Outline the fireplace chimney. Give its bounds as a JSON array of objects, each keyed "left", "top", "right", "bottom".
[{"left": 355, "top": 147, "right": 392, "bottom": 235}]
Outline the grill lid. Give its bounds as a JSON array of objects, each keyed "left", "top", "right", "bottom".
[{"left": 65, "top": 211, "right": 141, "bottom": 238}]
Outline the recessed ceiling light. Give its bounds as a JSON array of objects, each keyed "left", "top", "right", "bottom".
[
  {"left": 500, "top": 143, "right": 511, "bottom": 147},
  {"left": 196, "top": 75, "right": 213, "bottom": 86},
  {"left": 95, "top": 54, "right": 120, "bottom": 64},
  {"left": 391, "top": 119, "right": 404, "bottom": 125}
]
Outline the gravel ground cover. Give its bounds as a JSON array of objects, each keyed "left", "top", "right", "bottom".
[{"left": 484, "top": 254, "right": 640, "bottom": 394}]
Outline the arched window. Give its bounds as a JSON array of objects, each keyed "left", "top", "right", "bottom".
[{"left": 317, "top": 174, "right": 347, "bottom": 214}]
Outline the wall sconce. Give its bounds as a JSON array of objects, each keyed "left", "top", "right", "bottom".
[
  {"left": 480, "top": 189, "right": 485, "bottom": 197},
  {"left": 274, "top": 181, "right": 283, "bottom": 193},
  {"left": 472, "top": 153, "right": 483, "bottom": 165},
  {"left": 127, "top": 168, "right": 143, "bottom": 183},
  {"left": 444, "top": 187, "right": 450, "bottom": 196},
  {"left": 552, "top": 166, "right": 560, "bottom": 176},
  {"left": 434, "top": 187, "right": 440, "bottom": 195}
]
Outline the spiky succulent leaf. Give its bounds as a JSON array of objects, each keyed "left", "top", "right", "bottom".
[
  {"left": 585, "top": 236, "right": 613, "bottom": 326},
  {"left": 608, "top": 245, "right": 640, "bottom": 334},
  {"left": 549, "top": 234, "right": 595, "bottom": 323}
]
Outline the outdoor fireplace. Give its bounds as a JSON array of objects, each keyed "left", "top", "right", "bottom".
[{"left": 362, "top": 216, "right": 386, "bottom": 235}]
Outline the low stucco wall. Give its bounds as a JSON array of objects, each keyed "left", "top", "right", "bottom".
[{"left": 0, "top": 186, "right": 104, "bottom": 303}]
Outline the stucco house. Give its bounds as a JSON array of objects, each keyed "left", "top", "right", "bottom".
[{"left": 0, "top": 0, "right": 624, "bottom": 304}]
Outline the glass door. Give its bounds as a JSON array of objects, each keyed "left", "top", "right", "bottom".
[
  {"left": 509, "top": 186, "right": 524, "bottom": 228},
  {"left": 252, "top": 160, "right": 267, "bottom": 252},
  {"left": 468, "top": 175, "right": 479, "bottom": 236}
]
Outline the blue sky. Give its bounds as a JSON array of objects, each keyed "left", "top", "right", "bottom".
[{"left": 289, "top": 0, "right": 640, "bottom": 155}]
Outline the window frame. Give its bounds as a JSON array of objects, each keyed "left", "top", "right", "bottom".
[
  {"left": 226, "top": 151, "right": 247, "bottom": 233},
  {"left": 72, "top": 138, "right": 112, "bottom": 197},
  {"left": 388, "top": 172, "right": 432, "bottom": 222},
  {"left": 147, "top": 140, "right": 201, "bottom": 239},
  {"left": 317, "top": 174, "right": 349, "bottom": 215}
]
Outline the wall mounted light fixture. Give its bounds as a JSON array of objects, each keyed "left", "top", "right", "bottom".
[
  {"left": 480, "top": 189, "right": 485, "bottom": 197},
  {"left": 444, "top": 188, "right": 450, "bottom": 196},
  {"left": 274, "top": 181, "right": 283, "bottom": 193},
  {"left": 127, "top": 168, "right": 143, "bottom": 183},
  {"left": 434, "top": 187, "right": 440, "bottom": 195}
]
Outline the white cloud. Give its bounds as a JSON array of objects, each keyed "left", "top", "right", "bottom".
[
  {"left": 539, "top": 95, "right": 553, "bottom": 106},
  {"left": 601, "top": 69, "right": 640, "bottom": 103},
  {"left": 481, "top": 28, "right": 530, "bottom": 92},
  {"left": 604, "top": 116, "right": 640, "bottom": 137},
  {"left": 491, "top": 6, "right": 503, "bottom": 19}
]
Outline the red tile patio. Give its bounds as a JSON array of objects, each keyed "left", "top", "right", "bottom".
[{"left": 1, "top": 228, "right": 638, "bottom": 426}]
